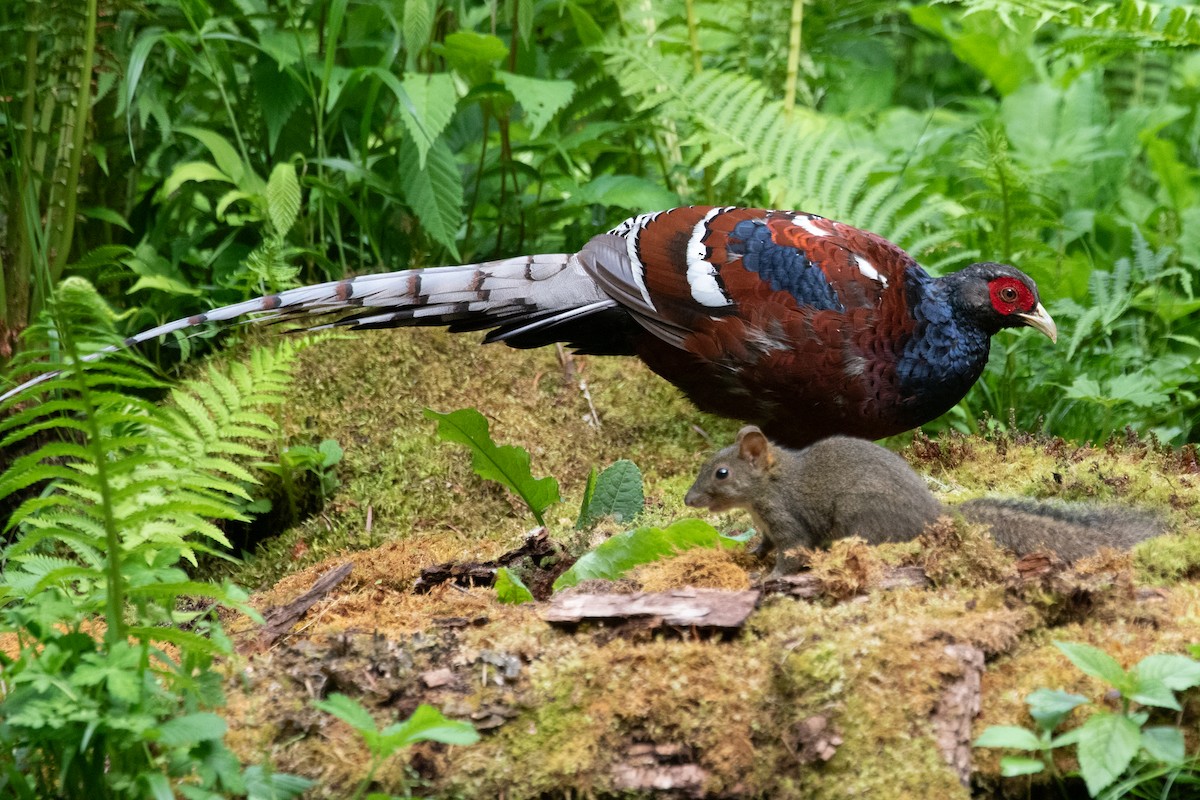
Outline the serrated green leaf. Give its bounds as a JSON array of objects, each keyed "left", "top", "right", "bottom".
[
  {"left": 1026, "top": 688, "right": 1089, "bottom": 732},
  {"left": 313, "top": 693, "right": 377, "bottom": 734},
  {"left": 399, "top": 138, "right": 462, "bottom": 260},
  {"left": 577, "top": 459, "right": 643, "bottom": 528},
  {"left": 380, "top": 704, "right": 480, "bottom": 750},
  {"left": 553, "top": 519, "right": 726, "bottom": 590},
  {"left": 973, "top": 725, "right": 1044, "bottom": 752},
  {"left": 403, "top": 0, "right": 435, "bottom": 57},
  {"left": 266, "top": 162, "right": 302, "bottom": 237},
  {"left": 398, "top": 72, "right": 457, "bottom": 169},
  {"left": 1128, "top": 676, "right": 1181, "bottom": 710},
  {"left": 424, "top": 408, "right": 559, "bottom": 525},
  {"left": 154, "top": 712, "right": 228, "bottom": 746},
  {"left": 1055, "top": 641, "right": 1130, "bottom": 690},
  {"left": 1141, "top": 726, "right": 1186, "bottom": 765},
  {"left": 1134, "top": 653, "right": 1200, "bottom": 692},
  {"left": 495, "top": 567, "right": 534, "bottom": 605},
  {"left": 496, "top": 71, "right": 574, "bottom": 138},
  {"left": 1075, "top": 712, "right": 1141, "bottom": 797}
]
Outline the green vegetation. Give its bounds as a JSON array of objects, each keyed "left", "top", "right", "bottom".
[
  {"left": 975, "top": 641, "right": 1200, "bottom": 798},
  {"left": 0, "top": 287, "right": 311, "bottom": 798},
  {"left": 310, "top": 696, "right": 479, "bottom": 800},
  {"left": 5, "top": 1, "right": 1200, "bottom": 798},
  {"left": 4, "top": 0, "right": 1200, "bottom": 443}
]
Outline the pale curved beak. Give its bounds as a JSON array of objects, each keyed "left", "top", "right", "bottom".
[{"left": 1017, "top": 302, "right": 1057, "bottom": 343}]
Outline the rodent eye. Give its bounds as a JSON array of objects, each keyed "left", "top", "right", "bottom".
[
  {"left": 999, "top": 286, "right": 1018, "bottom": 303},
  {"left": 715, "top": 467, "right": 729, "bottom": 480}
]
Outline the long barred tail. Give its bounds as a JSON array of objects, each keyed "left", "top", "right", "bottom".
[{"left": 1, "top": 253, "right": 615, "bottom": 403}]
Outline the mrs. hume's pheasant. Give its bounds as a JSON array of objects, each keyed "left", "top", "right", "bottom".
[{"left": 1, "top": 206, "right": 1056, "bottom": 446}]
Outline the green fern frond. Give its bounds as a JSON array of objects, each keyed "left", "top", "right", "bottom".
[
  {"left": 602, "top": 42, "right": 959, "bottom": 260},
  {"left": 946, "top": 0, "right": 1200, "bottom": 49}
]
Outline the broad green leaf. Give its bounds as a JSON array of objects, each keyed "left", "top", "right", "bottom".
[
  {"left": 154, "top": 712, "right": 228, "bottom": 746},
  {"left": 574, "top": 467, "right": 597, "bottom": 529},
  {"left": 80, "top": 206, "right": 133, "bottom": 231},
  {"left": 252, "top": 58, "right": 306, "bottom": 155},
  {"left": 379, "top": 704, "right": 480, "bottom": 750},
  {"left": 973, "top": 725, "right": 1043, "bottom": 752},
  {"left": 266, "top": 162, "right": 301, "bottom": 237},
  {"left": 160, "top": 161, "right": 235, "bottom": 198},
  {"left": 129, "top": 273, "right": 202, "bottom": 297},
  {"left": 424, "top": 408, "right": 559, "bottom": 525},
  {"left": 403, "top": 0, "right": 435, "bottom": 57},
  {"left": 572, "top": 174, "right": 680, "bottom": 211},
  {"left": 1075, "top": 712, "right": 1141, "bottom": 797},
  {"left": 1134, "top": 653, "right": 1200, "bottom": 692},
  {"left": 495, "top": 567, "right": 534, "bottom": 605},
  {"left": 178, "top": 126, "right": 250, "bottom": 187},
  {"left": 399, "top": 138, "right": 462, "bottom": 260},
  {"left": 497, "top": 71, "right": 575, "bottom": 138},
  {"left": 1128, "top": 676, "right": 1181, "bottom": 711},
  {"left": 1140, "top": 726, "right": 1186, "bottom": 765},
  {"left": 313, "top": 693, "right": 377, "bottom": 734},
  {"left": 553, "top": 519, "right": 728, "bottom": 590},
  {"left": 1025, "top": 688, "right": 1088, "bottom": 732},
  {"left": 577, "top": 459, "right": 643, "bottom": 528},
  {"left": 318, "top": 439, "right": 344, "bottom": 467},
  {"left": 1055, "top": 641, "right": 1130, "bottom": 690},
  {"left": 399, "top": 73, "right": 457, "bottom": 169},
  {"left": 999, "top": 756, "right": 1045, "bottom": 777},
  {"left": 440, "top": 31, "right": 508, "bottom": 68}
]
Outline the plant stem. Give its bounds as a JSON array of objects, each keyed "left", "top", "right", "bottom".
[
  {"left": 783, "top": 0, "right": 804, "bottom": 114},
  {"left": 54, "top": 306, "right": 126, "bottom": 645}
]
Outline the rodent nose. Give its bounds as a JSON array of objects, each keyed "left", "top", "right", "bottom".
[{"left": 684, "top": 489, "right": 703, "bottom": 508}]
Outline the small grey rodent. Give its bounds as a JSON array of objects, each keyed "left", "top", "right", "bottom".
[{"left": 684, "top": 426, "right": 1165, "bottom": 576}]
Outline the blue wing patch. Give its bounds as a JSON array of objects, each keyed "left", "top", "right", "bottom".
[{"left": 727, "top": 219, "right": 845, "bottom": 312}]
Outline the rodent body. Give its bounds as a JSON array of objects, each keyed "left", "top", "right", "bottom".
[{"left": 685, "top": 426, "right": 1165, "bottom": 576}]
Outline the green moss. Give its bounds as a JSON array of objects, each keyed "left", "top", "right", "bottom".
[{"left": 192, "top": 329, "right": 1200, "bottom": 798}]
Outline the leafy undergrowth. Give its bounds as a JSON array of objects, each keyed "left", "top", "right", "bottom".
[{"left": 205, "top": 329, "right": 1200, "bottom": 798}]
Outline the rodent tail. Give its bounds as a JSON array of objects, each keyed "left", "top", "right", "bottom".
[{"left": 956, "top": 497, "right": 1166, "bottom": 563}]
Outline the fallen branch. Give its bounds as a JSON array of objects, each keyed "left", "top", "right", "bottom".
[{"left": 240, "top": 561, "right": 353, "bottom": 652}]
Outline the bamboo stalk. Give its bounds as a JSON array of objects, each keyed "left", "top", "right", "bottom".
[{"left": 48, "top": 0, "right": 98, "bottom": 283}]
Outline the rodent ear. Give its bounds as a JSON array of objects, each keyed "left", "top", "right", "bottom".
[{"left": 736, "top": 427, "right": 774, "bottom": 469}]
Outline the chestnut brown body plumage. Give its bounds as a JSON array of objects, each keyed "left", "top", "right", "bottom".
[{"left": 1, "top": 207, "right": 1056, "bottom": 446}]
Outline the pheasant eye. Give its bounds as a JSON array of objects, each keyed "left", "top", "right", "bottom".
[
  {"left": 715, "top": 467, "right": 729, "bottom": 480},
  {"left": 999, "top": 286, "right": 1018, "bottom": 303}
]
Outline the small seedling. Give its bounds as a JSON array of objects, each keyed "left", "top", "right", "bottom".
[
  {"left": 975, "top": 641, "right": 1200, "bottom": 798},
  {"left": 312, "top": 694, "right": 479, "bottom": 800}
]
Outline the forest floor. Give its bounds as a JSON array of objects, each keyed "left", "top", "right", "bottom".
[{"left": 209, "top": 329, "right": 1200, "bottom": 799}]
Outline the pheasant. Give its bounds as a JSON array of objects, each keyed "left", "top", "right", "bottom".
[{"left": 1, "top": 206, "right": 1056, "bottom": 446}]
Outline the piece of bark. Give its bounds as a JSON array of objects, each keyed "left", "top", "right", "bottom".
[
  {"left": 542, "top": 588, "right": 760, "bottom": 633},
  {"left": 931, "top": 643, "right": 985, "bottom": 786},
  {"left": 612, "top": 764, "right": 709, "bottom": 797},
  {"left": 241, "top": 561, "right": 353, "bottom": 652}
]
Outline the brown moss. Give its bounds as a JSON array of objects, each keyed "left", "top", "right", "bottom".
[
  {"left": 631, "top": 545, "right": 751, "bottom": 592},
  {"left": 918, "top": 515, "right": 1014, "bottom": 588},
  {"left": 804, "top": 537, "right": 883, "bottom": 600}
]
